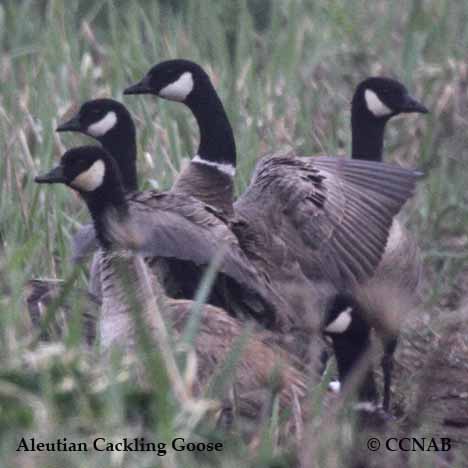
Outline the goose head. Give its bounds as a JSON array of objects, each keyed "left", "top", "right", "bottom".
[
  {"left": 123, "top": 59, "right": 209, "bottom": 103},
  {"left": 124, "top": 59, "right": 236, "bottom": 172},
  {"left": 353, "top": 77, "right": 428, "bottom": 120},
  {"left": 35, "top": 146, "right": 119, "bottom": 195},
  {"left": 36, "top": 146, "right": 127, "bottom": 249},
  {"left": 56, "top": 99, "right": 135, "bottom": 141},
  {"left": 57, "top": 99, "right": 138, "bottom": 191}
]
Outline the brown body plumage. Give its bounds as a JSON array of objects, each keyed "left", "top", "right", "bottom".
[
  {"left": 100, "top": 250, "right": 308, "bottom": 422},
  {"left": 172, "top": 162, "right": 235, "bottom": 217}
]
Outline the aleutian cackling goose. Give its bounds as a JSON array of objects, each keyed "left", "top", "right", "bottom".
[
  {"left": 35, "top": 145, "right": 309, "bottom": 434},
  {"left": 345, "top": 77, "right": 426, "bottom": 410},
  {"left": 125, "top": 60, "right": 236, "bottom": 216},
  {"left": 123, "top": 60, "right": 422, "bottom": 370},
  {"left": 321, "top": 77, "right": 427, "bottom": 411}
]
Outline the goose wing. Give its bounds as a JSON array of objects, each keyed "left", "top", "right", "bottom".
[
  {"left": 111, "top": 191, "right": 280, "bottom": 318},
  {"left": 71, "top": 223, "right": 99, "bottom": 263},
  {"left": 235, "top": 152, "right": 420, "bottom": 288}
]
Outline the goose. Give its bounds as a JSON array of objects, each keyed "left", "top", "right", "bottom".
[
  {"left": 125, "top": 61, "right": 236, "bottom": 216},
  {"left": 329, "top": 77, "right": 427, "bottom": 410},
  {"left": 123, "top": 59, "right": 422, "bottom": 373},
  {"left": 34, "top": 145, "right": 308, "bottom": 434}
]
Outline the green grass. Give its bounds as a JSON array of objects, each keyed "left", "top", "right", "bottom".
[{"left": 1, "top": 0, "right": 468, "bottom": 466}]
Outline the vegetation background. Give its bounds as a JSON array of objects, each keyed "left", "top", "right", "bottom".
[{"left": 0, "top": 0, "right": 467, "bottom": 466}]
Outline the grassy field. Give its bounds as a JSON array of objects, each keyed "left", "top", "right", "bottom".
[{"left": 1, "top": 0, "right": 468, "bottom": 466}]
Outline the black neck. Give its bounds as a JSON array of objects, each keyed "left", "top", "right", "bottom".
[
  {"left": 185, "top": 77, "right": 236, "bottom": 169},
  {"left": 99, "top": 123, "right": 138, "bottom": 192},
  {"left": 351, "top": 101, "right": 388, "bottom": 162},
  {"left": 331, "top": 331, "right": 378, "bottom": 403},
  {"left": 81, "top": 175, "right": 128, "bottom": 249}
]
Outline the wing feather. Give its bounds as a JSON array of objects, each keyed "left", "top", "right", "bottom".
[
  {"left": 236, "top": 153, "right": 419, "bottom": 287},
  {"left": 104, "top": 191, "right": 281, "bottom": 320}
]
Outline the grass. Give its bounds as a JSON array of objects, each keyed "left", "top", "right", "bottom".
[{"left": 1, "top": 0, "right": 468, "bottom": 466}]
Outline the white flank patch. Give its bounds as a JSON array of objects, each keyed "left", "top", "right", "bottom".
[
  {"left": 159, "top": 72, "right": 194, "bottom": 101},
  {"left": 364, "top": 89, "right": 392, "bottom": 117},
  {"left": 71, "top": 159, "right": 105, "bottom": 192},
  {"left": 324, "top": 307, "right": 352, "bottom": 334},
  {"left": 385, "top": 219, "right": 403, "bottom": 253},
  {"left": 87, "top": 111, "right": 117, "bottom": 137},
  {"left": 192, "top": 155, "right": 236, "bottom": 177},
  {"left": 328, "top": 381, "right": 341, "bottom": 393}
]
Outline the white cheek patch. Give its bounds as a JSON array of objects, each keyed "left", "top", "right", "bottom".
[
  {"left": 87, "top": 111, "right": 117, "bottom": 137},
  {"left": 70, "top": 159, "right": 105, "bottom": 192},
  {"left": 191, "top": 155, "right": 236, "bottom": 177},
  {"left": 324, "top": 307, "right": 353, "bottom": 334},
  {"left": 328, "top": 381, "right": 341, "bottom": 393},
  {"left": 159, "top": 72, "right": 194, "bottom": 101},
  {"left": 364, "top": 89, "right": 392, "bottom": 117}
]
